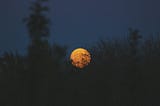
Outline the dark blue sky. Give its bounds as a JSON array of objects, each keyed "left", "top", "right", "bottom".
[{"left": 0, "top": 0, "right": 160, "bottom": 54}]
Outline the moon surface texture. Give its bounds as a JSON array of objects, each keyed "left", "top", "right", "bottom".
[{"left": 70, "top": 48, "right": 91, "bottom": 69}]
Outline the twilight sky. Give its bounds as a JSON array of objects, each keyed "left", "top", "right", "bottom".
[{"left": 0, "top": 0, "right": 160, "bottom": 54}]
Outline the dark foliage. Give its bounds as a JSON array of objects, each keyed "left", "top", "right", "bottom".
[{"left": 1, "top": 30, "right": 160, "bottom": 106}]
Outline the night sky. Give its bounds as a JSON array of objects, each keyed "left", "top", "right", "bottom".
[{"left": 0, "top": 0, "right": 160, "bottom": 54}]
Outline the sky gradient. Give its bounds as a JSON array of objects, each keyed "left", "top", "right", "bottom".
[{"left": 0, "top": 0, "right": 160, "bottom": 54}]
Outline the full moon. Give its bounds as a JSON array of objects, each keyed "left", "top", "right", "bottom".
[{"left": 70, "top": 48, "right": 91, "bottom": 69}]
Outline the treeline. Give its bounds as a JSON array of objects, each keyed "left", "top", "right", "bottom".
[{"left": 0, "top": 29, "right": 160, "bottom": 106}]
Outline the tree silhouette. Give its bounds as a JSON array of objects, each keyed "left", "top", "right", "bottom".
[
  {"left": 0, "top": 52, "right": 26, "bottom": 106},
  {"left": 23, "top": 0, "right": 51, "bottom": 106},
  {"left": 24, "top": 0, "right": 49, "bottom": 41},
  {"left": 126, "top": 28, "right": 142, "bottom": 106}
]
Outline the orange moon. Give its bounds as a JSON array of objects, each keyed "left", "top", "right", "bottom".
[{"left": 70, "top": 48, "right": 91, "bottom": 69}]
